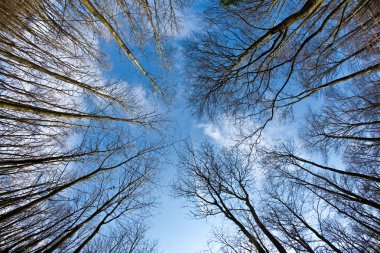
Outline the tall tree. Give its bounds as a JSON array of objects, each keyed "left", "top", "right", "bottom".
[
  {"left": 174, "top": 142, "right": 380, "bottom": 252},
  {"left": 177, "top": 1, "right": 379, "bottom": 251},
  {"left": 186, "top": 0, "right": 379, "bottom": 141},
  {"left": 0, "top": 0, "right": 183, "bottom": 251}
]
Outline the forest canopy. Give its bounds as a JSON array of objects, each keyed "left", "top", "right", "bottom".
[{"left": 0, "top": 0, "right": 379, "bottom": 252}]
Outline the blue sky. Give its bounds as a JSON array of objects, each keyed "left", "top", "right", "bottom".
[
  {"left": 2, "top": 1, "right": 374, "bottom": 252},
  {"left": 96, "top": 2, "right": 338, "bottom": 251},
  {"left": 98, "top": 3, "right": 219, "bottom": 252},
  {"left": 101, "top": 13, "right": 297, "bottom": 253}
]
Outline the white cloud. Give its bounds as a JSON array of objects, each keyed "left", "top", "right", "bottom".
[
  {"left": 197, "top": 116, "right": 242, "bottom": 147},
  {"left": 130, "top": 85, "right": 155, "bottom": 112},
  {"left": 197, "top": 114, "right": 302, "bottom": 155},
  {"left": 198, "top": 123, "right": 231, "bottom": 147},
  {"left": 174, "top": 8, "right": 202, "bottom": 38}
]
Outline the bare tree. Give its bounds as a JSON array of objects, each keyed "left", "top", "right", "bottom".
[
  {"left": 82, "top": 222, "right": 159, "bottom": 253},
  {"left": 0, "top": 129, "right": 163, "bottom": 252},
  {"left": 0, "top": 0, "right": 184, "bottom": 251},
  {"left": 185, "top": 0, "right": 379, "bottom": 141},
  {"left": 174, "top": 142, "right": 287, "bottom": 253},
  {"left": 177, "top": 1, "right": 379, "bottom": 251},
  {"left": 174, "top": 141, "right": 380, "bottom": 252},
  {"left": 302, "top": 78, "right": 380, "bottom": 171},
  {"left": 260, "top": 141, "right": 380, "bottom": 252}
]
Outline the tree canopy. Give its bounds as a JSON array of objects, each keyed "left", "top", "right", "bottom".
[
  {"left": 0, "top": 0, "right": 379, "bottom": 252},
  {"left": 176, "top": 0, "right": 379, "bottom": 252}
]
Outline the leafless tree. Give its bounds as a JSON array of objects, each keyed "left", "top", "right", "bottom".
[
  {"left": 260, "top": 141, "right": 380, "bottom": 252},
  {"left": 174, "top": 141, "right": 380, "bottom": 252},
  {"left": 174, "top": 142, "right": 287, "bottom": 253},
  {"left": 0, "top": 0, "right": 184, "bottom": 251},
  {"left": 186, "top": 0, "right": 379, "bottom": 141},
  {"left": 177, "top": 1, "right": 379, "bottom": 251},
  {"left": 81, "top": 222, "right": 159, "bottom": 253},
  {"left": 302, "top": 77, "right": 379, "bottom": 171}
]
